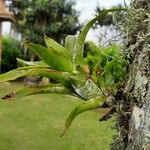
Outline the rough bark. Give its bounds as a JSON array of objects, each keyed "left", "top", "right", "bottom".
[
  {"left": 111, "top": 0, "right": 150, "bottom": 149},
  {"left": 125, "top": 46, "right": 150, "bottom": 150}
]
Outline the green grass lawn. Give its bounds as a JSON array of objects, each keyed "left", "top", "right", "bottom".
[{"left": 0, "top": 82, "right": 115, "bottom": 150}]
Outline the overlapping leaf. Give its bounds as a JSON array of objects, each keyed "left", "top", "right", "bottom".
[
  {"left": 24, "top": 42, "right": 75, "bottom": 72},
  {"left": 44, "top": 36, "right": 71, "bottom": 59},
  {"left": 0, "top": 67, "right": 69, "bottom": 83}
]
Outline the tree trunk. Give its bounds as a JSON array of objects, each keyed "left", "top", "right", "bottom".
[
  {"left": 125, "top": 50, "right": 150, "bottom": 150},
  {"left": 112, "top": 0, "right": 150, "bottom": 149}
]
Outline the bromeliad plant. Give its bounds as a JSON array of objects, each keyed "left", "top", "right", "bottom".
[{"left": 0, "top": 8, "right": 128, "bottom": 136}]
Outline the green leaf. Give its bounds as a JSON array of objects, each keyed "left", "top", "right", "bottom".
[
  {"left": 24, "top": 42, "right": 75, "bottom": 72},
  {"left": 44, "top": 36, "right": 71, "bottom": 59},
  {"left": 65, "top": 8, "right": 127, "bottom": 65},
  {"left": 65, "top": 35, "right": 83, "bottom": 65},
  {"left": 64, "top": 35, "right": 78, "bottom": 64},
  {"left": 65, "top": 35, "right": 76, "bottom": 53},
  {"left": 17, "top": 58, "right": 49, "bottom": 67},
  {"left": 61, "top": 95, "right": 106, "bottom": 137},
  {"left": 3, "top": 84, "right": 70, "bottom": 100},
  {"left": 0, "top": 67, "right": 69, "bottom": 83},
  {"left": 78, "top": 8, "right": 127, "bottom": 47}
]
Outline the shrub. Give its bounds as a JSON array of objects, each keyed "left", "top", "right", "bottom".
[{"left": 1, "top": 37, "right": 24, "bottom": 73}]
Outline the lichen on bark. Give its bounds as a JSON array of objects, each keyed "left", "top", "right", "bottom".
[{"left": 111, "top": 0, "right": 150, "bottom": 149}]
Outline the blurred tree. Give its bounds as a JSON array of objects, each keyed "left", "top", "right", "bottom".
[{"left": 8, "top": 0, "right": 81, "bottom": 44}]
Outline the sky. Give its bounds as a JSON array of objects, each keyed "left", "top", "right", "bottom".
[{"left": 2, "top": 0, "right": 130, "bottom": 41}]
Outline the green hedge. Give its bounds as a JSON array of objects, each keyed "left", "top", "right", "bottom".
[{"left": 1, "top": 37, "right": 24, "bottom": 73}]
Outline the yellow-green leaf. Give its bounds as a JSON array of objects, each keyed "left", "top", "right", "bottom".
[
  {"left": 2, "top": 84, "right": 70, "bottom": 100},
  {"left": 24, "top": 42, "right": 75, "bottom": 72},
  {"left": 0, "top": 67, "right": 69, "bottom": 83},
  {"left": 61, "top": 95, "right": 106, "bottom": 137}
]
